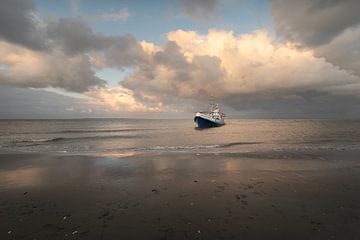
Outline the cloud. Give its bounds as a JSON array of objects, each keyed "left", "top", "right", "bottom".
[
  {"left": 269, "top": 0, "right": 360, "bottom": 47},
  {"left": 0, "top": 85, "right": 190, "bottom": 118},
  {"left": 100, "top": 35, "right": 149, "bottom": 69},
  {"left": 99, "top": 8, "right": 131, "bottom": 22},
  {"left": 0, "top": 0, "right": 145, "bottom": 92},
  {"left": 222, "top": 91, "right": 360, "bottom": 118},
  {"left": 0, "top": 41, "right": 105, "bottom": 92},
  {"left": 119, "top": 29, "right": 360, "bottom": 113},
  {"left": 47, "top": 17, "right": 147, "bottom": 66},
  {"left": 47, "top": 17, "right": 104, "bottom": 55},
  {"left": 0, "top": 0, "right": 107, "bottom": 92},
  {"left": 269, "top": 0, "right": 360, "bottom": 78},
  {"left": 0, "top": 0, "right": 47, "bottom": 50},
  {"left": 1, "top": 0, "right": 360, "bottom": 117},
  {"left": 0, "top": 85, "right": 89, "bottom": 118},
  {"left": 69, "top": 0, "right": 81, "bottom": 16},
  {"left": 86, "top": 86, "right": 160, "bottom": 112},
  {"left": 179, "top": 0, "right": 218, "bottom": 20},
  {"left": 315, "top": 25, "right": 360, "bottom": 76}
]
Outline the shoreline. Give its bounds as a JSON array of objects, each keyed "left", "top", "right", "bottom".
[{"left": 0, "top": 150, "right": 360, "bottom": 239}]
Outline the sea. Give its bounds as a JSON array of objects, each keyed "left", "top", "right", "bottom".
[{"left": 0, "top": 119, "right": 359, "bottom": 155}]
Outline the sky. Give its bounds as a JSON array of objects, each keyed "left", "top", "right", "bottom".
[{"left": 0, "top": 0, "right": 360, "bottom": 118}]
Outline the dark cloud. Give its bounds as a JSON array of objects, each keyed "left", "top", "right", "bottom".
[
  {"left": 270, "top": 0, "right": 360, "bottom": 79},
  {"left": 179, "top": 0, "right": 218, "bottom": 20},
  {"left": 223, "top": 91, "right": 360, "bottom": 118},
  {"left": 154, "top": 41, "right": 193, "bottom": 82},
  {"left": 270, "top": 0, "right": 360, "bottom": 46},
  {"left": 0, "top": 0, "right": 47, "bottom": 50},
  {"left": 43, "top": 55, "right": 106, "bottom": 92},
  {"left": 315, "top": 26, "right": 360, "bottom": 76},
  {"left": 102, "top": 35, "right": 148, "bottom": 68},
  {"left": 47, "top": 17, "right": 147, "bottom": 67},
  {"left": 0, "top": 85, "right": 186, "bottom": 119},
  {"left": 2, "top": 85, "right": 360, "bottom": 119},
  {"left": 154, "top": 41, "right": 190, "bottom": 70},
  {"left": 0, "top": 85, "right": 88, "bottom": 119},
  {"left": 47, "top": 17, "right": 104, "bottom": 55}
]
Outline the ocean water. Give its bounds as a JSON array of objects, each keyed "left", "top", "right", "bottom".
[{"left": 0, "top": 119, "right": 359, "bottom": 155}]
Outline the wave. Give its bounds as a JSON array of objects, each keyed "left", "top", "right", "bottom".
[
  {"left": 220, "top": 141, "right": 262, "bottom": 147},
  {"left": 135, "top": 142, "right": 262, "bottom": 152},
  {"left": 7, "top": 128, "right": 153, "bottom": 135},
  {"left": 10, "top": 135, "right": 140, "bottom": 145},
  {"left": 52, "top": 128, "right": 152, "bottom": 134}
]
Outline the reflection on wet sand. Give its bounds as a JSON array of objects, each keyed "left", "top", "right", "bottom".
[
  {"left": 0, "top": 168, "right": 44, "bottom": 188},
  {"left": 0, "top": 152, "right": 360, "bottom": 239},
  {"left": 0, "top": 152, "right": 352, "bottom": 189}
]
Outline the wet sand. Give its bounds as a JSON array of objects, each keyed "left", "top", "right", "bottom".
[{"left": 0, "top": 151, "right": 360, "bottom": 239}]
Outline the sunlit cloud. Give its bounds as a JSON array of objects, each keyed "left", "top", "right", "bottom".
[
  {"left": 86, "top": 86, "right": 163, "bottom": 112},
  {"left": 0, "top": 41, "right": 105, "bottom": 92},
  {"left": 121, "top": 29, "right": 360, "bottom": 108}
]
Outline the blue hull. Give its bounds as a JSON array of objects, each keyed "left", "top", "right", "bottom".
[{"left": 194, "top": 116, "right": 224, "bottom": 128}]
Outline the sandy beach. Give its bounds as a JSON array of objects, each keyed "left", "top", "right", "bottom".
[{"left": 1, "top": 150, "right": 360, "bottom": 240}]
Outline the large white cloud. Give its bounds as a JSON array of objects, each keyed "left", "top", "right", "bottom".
[{"left": 120, "top": 29, "right": 360, "bottom": 111}]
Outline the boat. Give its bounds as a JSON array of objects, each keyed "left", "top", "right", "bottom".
[{"left": 194, "top": 98, "right": 225, "bottom": 128}]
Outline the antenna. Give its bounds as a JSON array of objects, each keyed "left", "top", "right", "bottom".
[{"left": 209, "top": 95, "right": 214, "bottom": 113}]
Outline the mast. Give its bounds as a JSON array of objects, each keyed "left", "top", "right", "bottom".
[{"left": 209, "top": 95, "right": 215, "bottom": 113}]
